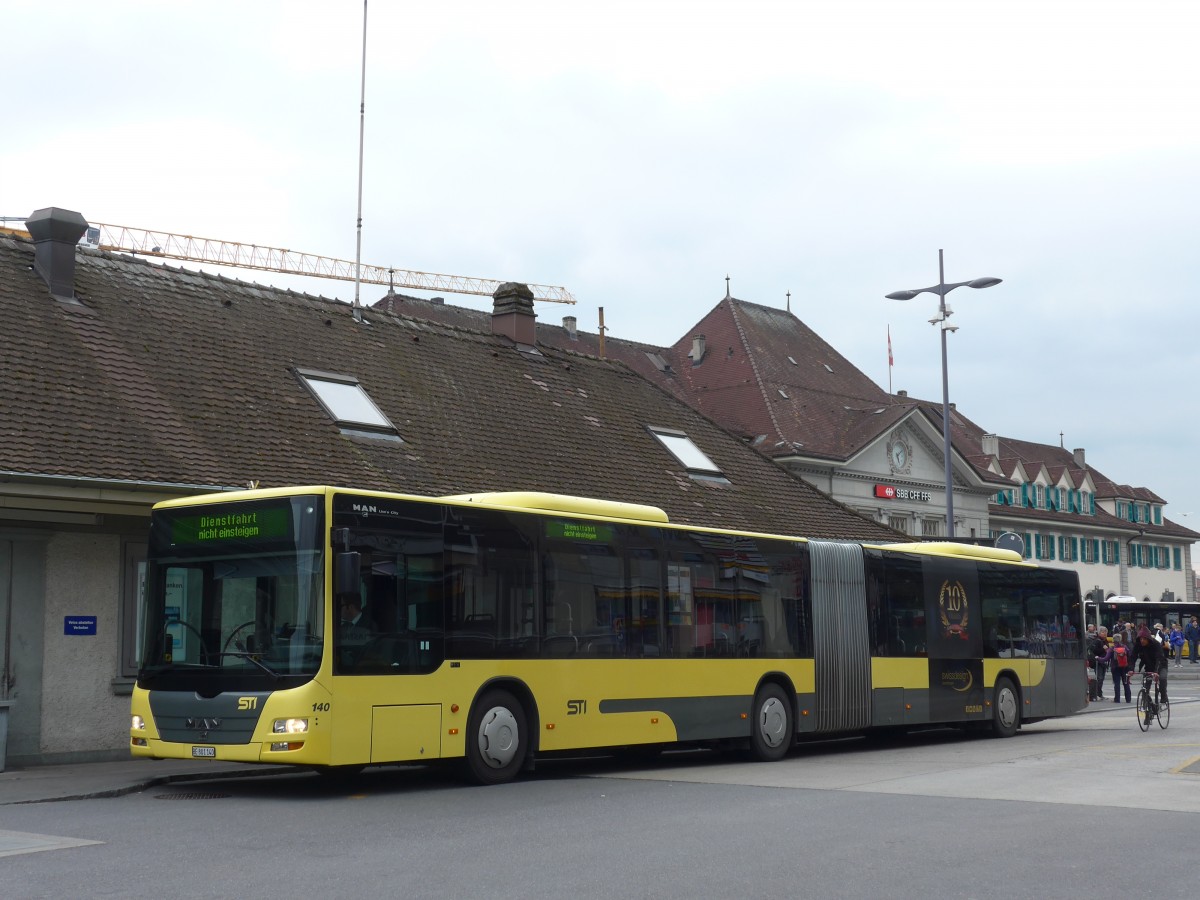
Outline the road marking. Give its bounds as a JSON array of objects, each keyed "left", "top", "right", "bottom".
[
  {"left": 1171, "top": 756, "right": 1200, "bottom": 775},
  {"left": 0, "top": 829, "right": 103, "bottom": 859}
]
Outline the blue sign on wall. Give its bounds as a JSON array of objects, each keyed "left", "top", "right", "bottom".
[{"left": 64, "top": 616, "right": 98, "bottom": 636}]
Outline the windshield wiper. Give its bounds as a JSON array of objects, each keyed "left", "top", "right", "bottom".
[{"left": 217, "top": 652, "right": 282, "bottom": 679}]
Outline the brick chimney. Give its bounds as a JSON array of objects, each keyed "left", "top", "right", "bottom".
[
  {"left": 491, "top": 282, "right": 537, "bottom": 344},
  {"left": 25, "top": 207, "right": 88, "bottom": 302}
]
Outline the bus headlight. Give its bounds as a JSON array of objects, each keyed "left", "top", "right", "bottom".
[
  {"left": 273, "top": 718, "right": 309, "bottom": 734},
  {"left": 131, "top": 715, "right": 145, "bottom": 731}
]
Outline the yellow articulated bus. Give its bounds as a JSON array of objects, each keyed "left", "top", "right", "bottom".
[{"left": 130, "top": 486, "right": 1086, "bottom": 783}]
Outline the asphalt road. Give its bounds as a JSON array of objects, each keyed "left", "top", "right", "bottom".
[{"left": 3, "top": 684, "right": 1198, "bottom": 900}]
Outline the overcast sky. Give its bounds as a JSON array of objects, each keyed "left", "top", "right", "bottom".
[{"left": 5, "top": 1, "right": 1199, "bottom": 558}]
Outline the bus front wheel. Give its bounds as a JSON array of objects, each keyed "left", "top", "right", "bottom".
[
  {"left": 749, "top": 683, "right": 793, "bottom": 761},
  {"left": 991, "top": 677, "right": 1020, "bottom": 738},
  {"left": 465, "top": 689, "right": 527, "bottom": 785}
]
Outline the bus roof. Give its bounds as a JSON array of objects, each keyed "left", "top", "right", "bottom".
[
  {"left": 875, "top": 541, "right": 1027, "bottom": 565},
  {"left": 152, "top": 486, "right": 1034, "bottom": 566}
]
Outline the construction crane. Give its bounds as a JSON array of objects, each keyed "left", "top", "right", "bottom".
[{"left": 0, "top": 218, "right": 576, "bottom": 305}]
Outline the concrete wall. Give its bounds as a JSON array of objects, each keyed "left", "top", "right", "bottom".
[
  {"left": 1, "top": 535, "right": 48, "bottom": 761},
  {"left": 40, "top": 532, "right": 127, "bottom": 759}
]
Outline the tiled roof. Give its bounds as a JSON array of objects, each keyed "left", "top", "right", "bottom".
[
  {"left": 659, "top": 297, "right": 912, "bottom": 460},
  {"left": 0, "top": 236, "right": 899, "bottom": 541},
  {"left": 371, "top": 291, "right": 1193, "bottom": 540}
]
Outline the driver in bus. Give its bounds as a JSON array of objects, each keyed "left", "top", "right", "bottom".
[{"left": 340, "top": 596, "right": 373, "bottom": 636}]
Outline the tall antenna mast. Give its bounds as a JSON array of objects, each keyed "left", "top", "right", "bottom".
[{"left": 352, "top": 0, "right": 368, "bottom": 321}]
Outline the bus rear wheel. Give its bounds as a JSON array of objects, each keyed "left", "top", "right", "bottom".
[
  {"left": 749, "top": 683, "right": 793, "bottom": 761},
  {"left": 991, "top": 677, "right": 1020, "bottom": 738},
  {"left": 465, "top": 689, "right": 527, "bottom": 785}
]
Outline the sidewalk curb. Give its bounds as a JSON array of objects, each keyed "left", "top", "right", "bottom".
[{"left": 4, "top": 765, "right": 295, "bottom": 806}]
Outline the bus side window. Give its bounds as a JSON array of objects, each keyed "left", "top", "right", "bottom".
[
  {"left": 980, "top": 568, "right": 1025, "bottom": 659},
  {"left": 881, "top": 556, "right": 924, "bottom": 656}
]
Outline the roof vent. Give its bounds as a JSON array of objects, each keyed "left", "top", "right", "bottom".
[
  {"left": 25, "top": 206, "right": 88, "bottom": 302},
  {"left": 430, "top": 296, "right": 444, "bottom": 305}
]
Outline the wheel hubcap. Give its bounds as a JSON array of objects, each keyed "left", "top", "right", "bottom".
[
  {"left": 478, "top": 706, "right": 519, "bottom": 769},
  {"left": 996, "top": 688, "right": 1017, "bottom": 729},
  {"left": 759, "top": 697, "right": 787, "bottom": 748}
]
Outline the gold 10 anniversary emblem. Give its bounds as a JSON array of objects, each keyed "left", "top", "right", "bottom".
[{"left": 938, "top": 580, "right": 969, "bottom": 640}]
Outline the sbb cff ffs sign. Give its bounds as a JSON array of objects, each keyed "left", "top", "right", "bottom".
[{"left": 875, "top": 484, "right": 933, "bottom": 502}]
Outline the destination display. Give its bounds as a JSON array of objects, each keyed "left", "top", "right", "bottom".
[
  {"left": 545, "top": 520, "right": 615, "bottom": 542},
  {"left": 170, "top": 507, "right": 291, "bottom": 544}
]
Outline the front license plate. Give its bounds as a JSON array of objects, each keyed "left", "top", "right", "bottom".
[{"left": 192, "top": 746, "right": 216, "bottom": 758}]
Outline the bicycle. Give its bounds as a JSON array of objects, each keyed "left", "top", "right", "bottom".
[{"left": 1127, "top": 670, "right": 1169, "bottom": 731}]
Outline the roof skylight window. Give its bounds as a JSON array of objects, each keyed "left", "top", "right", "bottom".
[
  {"left": 648, "top": 427, "right": 723, "bottom": 476},
  {"left": 296, "top": 368, "right": 399, "bottom": 438}
]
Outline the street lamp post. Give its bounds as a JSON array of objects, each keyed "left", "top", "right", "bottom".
[{"left": 886, "top": 250, "right": 1002, "bottom": 539}]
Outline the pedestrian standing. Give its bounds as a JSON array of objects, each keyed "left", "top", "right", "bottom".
[
  {"left": 1185, "top": 616, "right": 1200, "bottom": 665},
  {"left": 1092, "top": 627, "right": 1109, "bottom": 700},
  {"left": 1169, "top": 623, "right": 1185, "bottom": 668},
  {"left": 1109, "top": 633, "right": 1132, "bottom": 703}
]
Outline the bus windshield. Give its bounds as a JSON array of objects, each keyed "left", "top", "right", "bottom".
[{"left": 137, "top": 495, "right": 325, "bottom": 691}]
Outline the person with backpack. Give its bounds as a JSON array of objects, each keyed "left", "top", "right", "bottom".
[{"left": 1109, "top": 633, "right": 1132, "bottom": 703}]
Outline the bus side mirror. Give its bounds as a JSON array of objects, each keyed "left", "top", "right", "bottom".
[{"left": 335, "top": 551, "right": 361, "bottom": 597}]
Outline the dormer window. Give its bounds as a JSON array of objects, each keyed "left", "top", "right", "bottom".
[{"left": 296, "top": 368, "right": 400, "bottom": 439}]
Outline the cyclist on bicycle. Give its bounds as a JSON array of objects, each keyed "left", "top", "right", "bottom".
[{"left": 1131, "top": 625, "right": 1169, "bottom": 706}]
